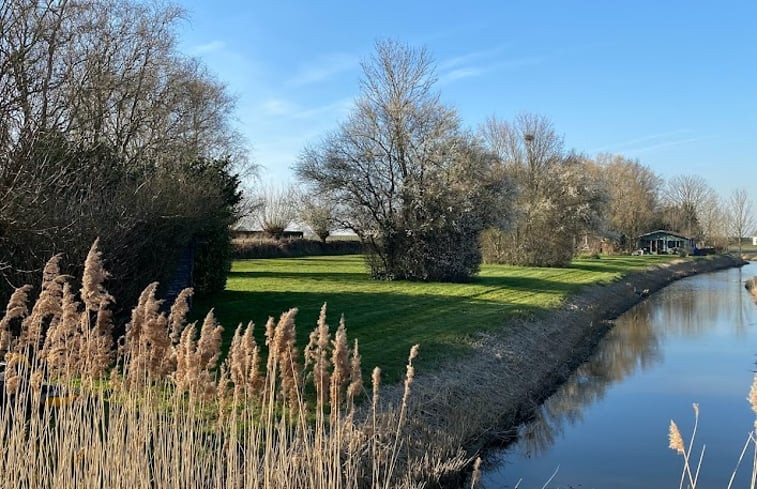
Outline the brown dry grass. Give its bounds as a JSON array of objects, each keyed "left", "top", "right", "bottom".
[{"left": 0, "top": 241, "right": 474, "bottom": 489}]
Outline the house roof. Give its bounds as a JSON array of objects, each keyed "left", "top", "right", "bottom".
[{"left": 638, "top": 230, "right": 692, "bottom": 240}]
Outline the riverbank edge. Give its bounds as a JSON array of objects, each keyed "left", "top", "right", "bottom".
[{"left": 397, "top": 254, "right": 747, "bottom": 488}]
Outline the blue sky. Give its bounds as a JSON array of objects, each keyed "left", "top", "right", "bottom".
[{"left": 176, "top": 0, "right": 757, "bottom": 203}]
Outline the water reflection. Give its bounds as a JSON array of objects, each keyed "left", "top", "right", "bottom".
[
  {"left": 517, "top": 303, "right": 660, "bottom": 457},
  {"left": 653, "top": 270, "right": 753, "bottom": 335},
  {"left": 508, "top": 264, "right": 756, "bottom": 459},
  {"left": 487, "top": 263, "right": 757, "bottom": 488}
]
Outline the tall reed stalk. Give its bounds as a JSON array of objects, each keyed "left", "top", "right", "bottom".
[{"left": 669, "top": 374, "right": 757, "bottom": 489}]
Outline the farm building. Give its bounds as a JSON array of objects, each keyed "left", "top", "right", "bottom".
[
  {"left": 580, "top": 231, "right": 621, "bottom": 254},
  {"left": 753, "top": 236, "right": 757, "bottom": 246},
  {"left": 637, "top": 230, "right": 694, "bottom": 254}
]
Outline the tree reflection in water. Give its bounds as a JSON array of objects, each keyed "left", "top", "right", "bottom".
[
  {"left": 514, "top": 269, "right": 756, "bottom": 458},
  {"left": 518, "top": 302, "right": 660, "bottom": 457}
]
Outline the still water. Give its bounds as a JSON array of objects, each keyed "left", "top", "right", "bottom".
[{"left": 481, "top": 262, "right": 757, "bottom": 489}]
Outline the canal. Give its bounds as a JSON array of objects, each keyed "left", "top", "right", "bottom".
[{"left": 481, "top": 261, "right": 757, "bottom": 488}]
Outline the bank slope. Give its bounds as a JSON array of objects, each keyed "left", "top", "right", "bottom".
[{"left": 392, "top": 254, "right": 745, "bottom": 487}]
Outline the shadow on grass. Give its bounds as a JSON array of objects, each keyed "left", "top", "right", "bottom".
[
  {"left": 231, "top": 270, "right": 586, "bottom": 293},
  {"left": 568, "top": 259, "right": 669, "bottom": 274},
  {"left": 473, "top": 275, "right": 588, "bottom": 295},
  {"left": 193, "top": 289, "right": 546, "bottom": 383},
  {"left": 228, "top": 271, "right": 369, "bottom": 281}
]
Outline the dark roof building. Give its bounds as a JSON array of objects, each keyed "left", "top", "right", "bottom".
[{"left": 637, "top": 230, "right": 694, "bottom": 254}]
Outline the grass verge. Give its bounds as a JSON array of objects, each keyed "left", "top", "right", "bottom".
[{"left": 195, "top": 254, "right": 678, "bottom": 382}]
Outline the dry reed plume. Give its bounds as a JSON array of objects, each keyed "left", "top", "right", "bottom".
[
  {"left": 0, "top": 241, "right": 471, "bottom": 488},
  {"left": 669, "top": 376, "right": 757, "bottom": 489}
]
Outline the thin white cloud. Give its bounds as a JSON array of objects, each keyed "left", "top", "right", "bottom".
[
  {"left": 260, "top": 98, "right": 300, "bottom": 117},
  {"left": 590, "top": 129, "right": 693, "bottom": 153},
  {"left": 441, "top": 67, "right": 486, "bottom": 82},
  {"left": 629, "top": 137, "right": 702, "bottom": 154},
  {"left": 191, "top": 40, "right": 226, "bottom": 55},
  {"left": 438, "top": 56, "right": 542, "bottom": 85},
  {"left": 258, "top": 97, "right": 353, "bottom": 120},
  {"left": 288, "top": 53, "right": 358, "bottom": 86},
  {"left": 438, "top": 45, "right": 512, "bottom": 71},
  {"left": 290, "top": 97, "right": 353, "bottom": 120}
]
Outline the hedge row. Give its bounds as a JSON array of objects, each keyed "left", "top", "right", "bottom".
[{"left": 232, "top": 239, "right": 363, "bottom": 259}]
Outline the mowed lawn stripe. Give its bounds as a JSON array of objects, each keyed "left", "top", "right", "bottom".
[{"left": 194, "top": 254, "right": 676, "bottom": 382}]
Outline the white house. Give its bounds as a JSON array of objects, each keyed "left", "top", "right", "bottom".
[{"left": 753, "top": 236, "right": 757, "bottom": 246}]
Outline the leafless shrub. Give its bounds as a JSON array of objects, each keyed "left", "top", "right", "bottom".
[
  {"left": 299, "top": 192, "right": 337, "bottom": 242},
  {"left": 298, "top": 40, "right": 512, "bottom": 282},
  {"left": 257, "top": 185, "right": 297, "bottom": 240}
]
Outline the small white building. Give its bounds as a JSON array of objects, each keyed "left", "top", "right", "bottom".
[{"left": 753, "top": 236, "right": 757, "bottom": 246}]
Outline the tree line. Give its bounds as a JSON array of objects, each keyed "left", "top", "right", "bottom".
[
  {"left": 291, "top": 40, "right": 755, "bottom": 282},
  {"left": 2, "top": 0, "right": 752, "bottom": 303}
]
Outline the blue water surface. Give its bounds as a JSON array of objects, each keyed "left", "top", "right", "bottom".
[{"left": 482, "top": 262, "right": 757, "bottom": 489}]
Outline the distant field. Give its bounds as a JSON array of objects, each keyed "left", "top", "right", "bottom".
[
  {"left": 194, "top": 254, "right": 677, "bottom": 382},
  {"left": 730, "top": 243, "right": 757, "bottom": 252}
]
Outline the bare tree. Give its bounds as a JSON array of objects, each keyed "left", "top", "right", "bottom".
[
  {"left": 299, "top": 192, "right": 337, "bottom": 243},
  {"left": 0, "top": 0, "right": 248, "bottom": 167},
  {"left": 596, "top": 154, "right": 662, "bottom": 250},
  {"left": 663, "top": 175, "right": 717, "bottom": 241},
  {"left": 480, "top": 114, "right": 604, "bottom": 266},
  {"left": 298, "top": 40, "right": 511, "bottom": 281},
  {"left": 697, "top": 194, "right": 729, "bottom": 249},
  {"left": 257, "top": 185, "right": 297, "bottom": 240},
  {"left": 726, "top": 188, "right": 756, "bottom": 256}
]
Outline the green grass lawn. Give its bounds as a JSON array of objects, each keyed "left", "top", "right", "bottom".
[{"left": 194, "top": 254, "right": 676, "bottom": 382}]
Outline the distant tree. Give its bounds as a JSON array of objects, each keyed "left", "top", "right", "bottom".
[
  {"left": 662, "top": 175, "right": 717, "bottom": 241},
  {"left": 297, "top": 40, "right": 511, "bottom": 281},
  {"left": 726, "top": 188, "right": 756, "bottom": 255},
  {"left": 596, "top": 154, "right": 661, "bottom": 250},
  {"left": 257, "top": 185, "right": 297, "bottom": 240},
  {"left": 299, "top": 192, "right": 337, "bottom": 243},
  {"left": 480, "top": 114, "right": 604, "bottom": 266},
  {"left": 697, "top": 195, "right": 729, "bottom": 249}
]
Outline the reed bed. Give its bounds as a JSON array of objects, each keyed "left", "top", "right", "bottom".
[{"left": 0, "top": 241, "right": 472, "bottom": 489}]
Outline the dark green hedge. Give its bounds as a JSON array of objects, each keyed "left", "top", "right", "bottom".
[{"left": 233, "top": 239, "right": 363, "bottom": 259}]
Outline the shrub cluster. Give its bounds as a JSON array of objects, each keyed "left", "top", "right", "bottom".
[{"left": 0, "top": 0, "right": 245, "bottom": 308}]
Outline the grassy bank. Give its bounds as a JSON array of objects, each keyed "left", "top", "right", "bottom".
[{"left": 195, "top": 254, "right": 677, "bottom": 382}]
